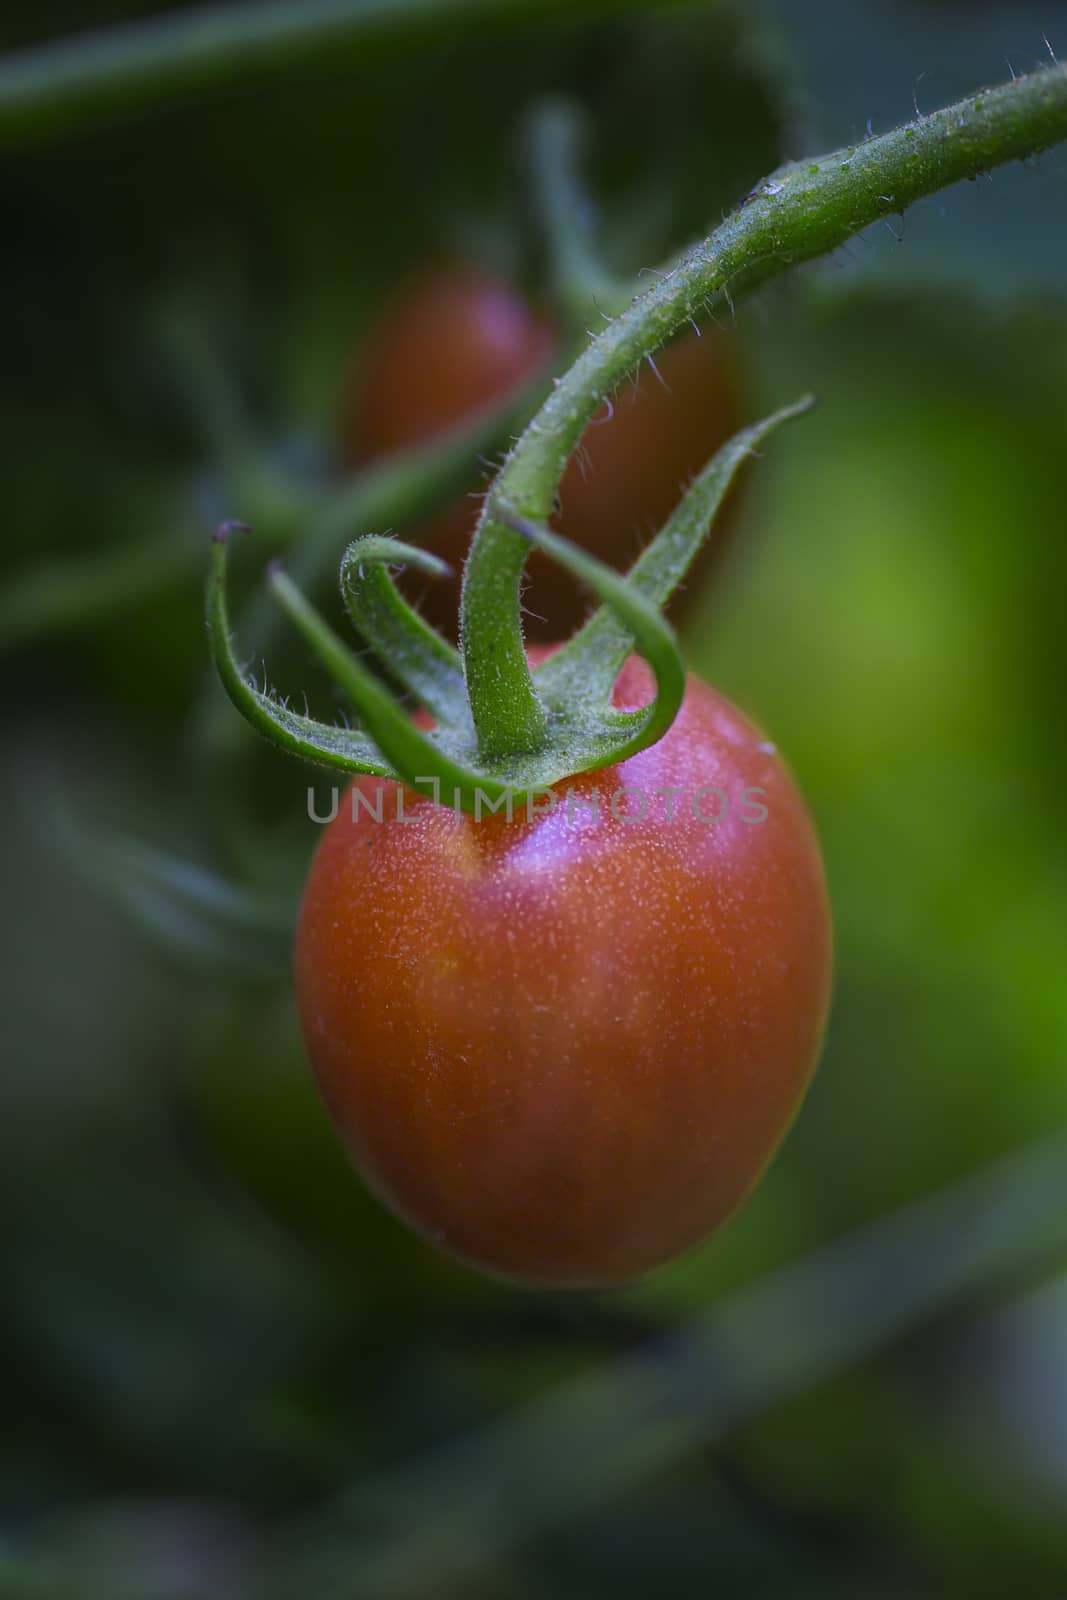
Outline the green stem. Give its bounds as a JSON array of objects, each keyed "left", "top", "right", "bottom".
[
  {"left": 533, "top": 397, "right": 814, "bottom": 712},
  {"left": 523, "top": 97, "right": 633, "bottom": 328},
  {"left": 461, "top": 63, "right": 1067, "bottom": 755},
  {"left": 500, "top": 509, "right": 686, "bottom": 760},
  {"left": 459, "top": 99, "right": 632, "bottom": 766},
  {"left": 0, "top": 0, "right": 678, "bottom": 150}
]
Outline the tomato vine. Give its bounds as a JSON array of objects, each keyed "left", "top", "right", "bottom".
[{"left": 209, "top": 64, "right": 1067, "bottom": 807}]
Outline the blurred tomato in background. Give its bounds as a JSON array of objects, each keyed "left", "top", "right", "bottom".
[{"left": 342, "top": 260, "right": 747, "bottom": 636}]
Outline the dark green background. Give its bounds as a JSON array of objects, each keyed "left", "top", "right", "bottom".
[{"left": 1, "top": 2, "right": 1066, "bottom": 1596}]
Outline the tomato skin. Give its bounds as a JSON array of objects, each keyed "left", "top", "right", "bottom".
[
  {"left": 295, "top": 656, "right": 831, "bottom": 1287},
  {"left": 341, "top": 264, "right": 746, "bottom": 637}
]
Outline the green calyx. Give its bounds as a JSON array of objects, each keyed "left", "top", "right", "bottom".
[
  {"left": 207, "top": 399, "right": 811, "bottom": 816},
  {"left": 209, "top": 64, "right": 1067, "bottom": 813}
]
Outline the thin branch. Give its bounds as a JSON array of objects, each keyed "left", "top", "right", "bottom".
[
  {"left": 461, "top": 64, "right": 1067, "bottom": 753},
  {"left": 0, "top": 0, "right": 675, "bottom": 150}
]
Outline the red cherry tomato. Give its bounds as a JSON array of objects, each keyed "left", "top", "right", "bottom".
[
  {"left": 295, "top": 654, "right": 831, "bottom": 1287},
  {"left": 341, "top": 264, "right": 746, "bottom": 636}
]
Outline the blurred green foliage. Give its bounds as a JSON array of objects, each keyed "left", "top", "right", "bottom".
[{"left": 1, "top": 1, "right": 1066, "bottom": 1596}]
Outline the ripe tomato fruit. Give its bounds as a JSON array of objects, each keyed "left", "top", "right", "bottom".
[
  {"left": 295, "top": 655, "right": 831, "bottom": 1287},
  {"left": 341, "top": 263, "right": 746, "bottom": 636}
]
